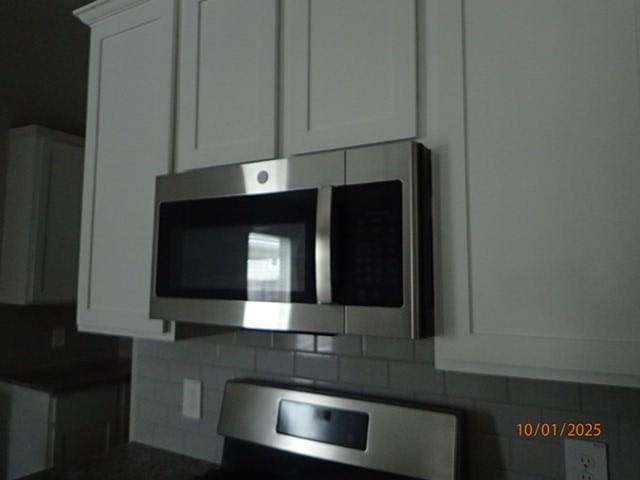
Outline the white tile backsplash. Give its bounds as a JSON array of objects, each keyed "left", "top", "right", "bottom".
[
  {"left": 508, "top": 378, "right": 581, "bottom": 410},
  {"left": 339, "top": 356, "right": 388, "bottom": 387},
  {"left": 294, "top": 352, "right": 339, "bottom": 381},
  {"left": 132, "top": 334, "right": 640, "bottom": 479},
  {"left": 255, "top": 349, "right": 295, "bottom": 375}
]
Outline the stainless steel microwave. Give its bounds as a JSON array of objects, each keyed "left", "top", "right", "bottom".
[{"left": 150, "top": 141, "right": 432, "bottom": 338}]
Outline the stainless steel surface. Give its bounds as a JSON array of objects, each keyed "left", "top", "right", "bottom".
[
  {"left": 218, "top": 381, "right": 460, "bottom": 480},
  {"left": 150, "top": 297, "right": 344, "bottom": 334},
  {"left": 344, "top": 141, "right": 421, "bottom": 338},
  {"left": 155, "top": 152, "right": 344, "bottom": 202},
  {"left": 150, "top": 152, "right": 344, "bottom": 330},
  {"left": 315, "top": 186, "right": 333, "bottom": 304},
  {"left": 150, "top": 142, "right": 429, "bottom": 338}
]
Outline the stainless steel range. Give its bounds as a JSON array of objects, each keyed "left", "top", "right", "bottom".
[{"left": 197, "top": 380, "right": 462, "bottom": 480}]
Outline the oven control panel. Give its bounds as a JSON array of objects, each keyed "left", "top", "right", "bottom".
[{"left": 276, "top": 400, "right": 369, "bottom": 450}]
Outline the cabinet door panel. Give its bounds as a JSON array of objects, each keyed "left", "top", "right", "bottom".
[
  {"left": 0, "top": 135, "right": 38, "bottom": 304},
  {"left": 176, "top": 0, "right": 277, "bottom": 170},
  {"left": 282, "top": 0, "right": 416, "bottom": 154},
  {"left": 77, "top": 0, "right": 176, "bottom": 339},
  {"left": 430, "top": 0, "right": 640, "bottom": 386},
  {"left": 33, "top": 142, "right": 83, "bottom": 303}
]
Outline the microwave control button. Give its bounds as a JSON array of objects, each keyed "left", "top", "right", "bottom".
[{"left": 257, "top": 170, "right": 269, "bottom": 184}]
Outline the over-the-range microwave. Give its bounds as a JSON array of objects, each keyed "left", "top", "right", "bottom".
[{"left": 150, "top": 141, "right": 432, "bottom": 338}]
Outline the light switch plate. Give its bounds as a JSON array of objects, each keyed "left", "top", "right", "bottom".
[
  {"left": 182, "top": 379, "right": 202, "bottom": 419},
  {"left": 565, "top": 439, "right": 608, "bottom": 480}
]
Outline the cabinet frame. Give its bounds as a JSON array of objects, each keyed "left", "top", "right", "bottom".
[
  {"left": 0, "top": 126, "right": 83, "bottom": 305},
  {"left": 429, "top": 0, "right": 640, "bottom": 387},
  {"left": 75, "top": 0, "right": 177, "bottom": 339}
]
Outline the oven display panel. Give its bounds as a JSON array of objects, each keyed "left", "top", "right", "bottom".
[{"left": 276, "top": 400, "right": 369, "bottom": 450}]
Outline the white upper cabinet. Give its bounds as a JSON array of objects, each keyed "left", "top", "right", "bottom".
[
  {"left": 175, "top": 0, "right": 278, "bottom": 171},
  {"left": 281, "top": 0, "right": 417, "bottom": 155},
  {"left": 74, "top": 0, "right": 177, "bottom": 339},
  {"left": 74, "top": 0, "right": 419, "bottom": 339},
  {"left": 174, "top": 0, "right": 417, "bottom": 167},
  {"left": 0, "top": 126, "right": 83, "bottom": 305},
  {"left": 429, "top": 0, "right": 640, "bottom": 386}
]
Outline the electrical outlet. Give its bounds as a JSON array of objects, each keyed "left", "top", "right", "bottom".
[
  {"left": 182, "top": 379, "right": 202, "bottom": 419},
  {"left": 51, "top": 327, "right": 66, "bottom": 348},
  {"left": 565, "top": 439, "right": 608, "bottom": 480},
  {"left": 577, "top": 472, "right": 594, "bottom": 480}
]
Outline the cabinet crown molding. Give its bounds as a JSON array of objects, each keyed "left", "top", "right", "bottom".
[{"left": 73, "top": 0, "right": 154, "bottom": 26}]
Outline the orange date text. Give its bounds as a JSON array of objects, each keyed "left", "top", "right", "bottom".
[{"left": 516, "top": 423, "right": 602, "bottom": 438}]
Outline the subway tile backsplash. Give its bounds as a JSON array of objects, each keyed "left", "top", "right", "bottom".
[
  {"left": 294, "top": 352, "right": 339, "bottom": 381},
  {"left": 339, "top": 356, "right": 388, "bottom": 387},
  {"left": 132, "top": 333, "right": 640, "bottom": 480}
]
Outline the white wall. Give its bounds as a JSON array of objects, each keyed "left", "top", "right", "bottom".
[{"left": 2, "top": 0, "right": 91, "bottom": 135}]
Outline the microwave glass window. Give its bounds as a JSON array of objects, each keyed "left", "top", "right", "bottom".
[
  {"left": 156, "top": 190, "right": 317, "bottom": 303},
  {"left": 247, "top": 224, "right": 306, "bottom": 302},
  {"left": 179, "top": 225, "right": 249, "bottom": 292}
]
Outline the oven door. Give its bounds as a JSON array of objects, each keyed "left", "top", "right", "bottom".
[{"left": 150, "top": 153, "right": 345, "bottom": 333}]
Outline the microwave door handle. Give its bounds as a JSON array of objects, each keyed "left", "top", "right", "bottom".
[{"left": 315, "top": 186, "right": 333, "bottom": 304}]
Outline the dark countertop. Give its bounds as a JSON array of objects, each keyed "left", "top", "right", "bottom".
[
  {"left": 0, "top": 359, "right": 131, "bottom": 393},
  {"left": 18, "top": 442, "right": 217, "bottom": 480}
]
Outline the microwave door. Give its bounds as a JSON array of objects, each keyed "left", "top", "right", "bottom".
[
  {"left": 150, "top": 155, "right": 346, "bottom": 334},
  {"left": 154, "top": 189, "right": 319, "bottom": 303}
]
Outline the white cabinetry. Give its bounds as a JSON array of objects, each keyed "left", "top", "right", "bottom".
[
  {"left": 74, "top": 0, "right": 176, "bottom": 339},
  {"left": 0, "top": 126, "right": 83, "bottom": 305},
  {"left": 281, "top": 0, "right": 417, "bottom": 155},
  {"left": 71, "top": 0, "right": 415, "bottom": 337},
  {"left": 429, "top": 0, "right": 640, "bottom": 386},
  {"left": 176, "top": 0, "right": 418, "bottom": 167},
  {"left": 0, "top": 380, "right": 128, "bottom": 479},
  {"left": 175, "top": 0, "right": 278, "bottom": 171}
]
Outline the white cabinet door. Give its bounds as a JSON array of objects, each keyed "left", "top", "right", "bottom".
[
  {"left": 175, "top": 0, "right": 278, "bottom": 171},
  {"left": 75, "top": 0, "right": 176, "bottom": 339},
  {"left": 282, "top": 0, "right": 417, "bottom": 155},
  {"left": 0, "top": 126, "right": 83, "bottom": 305},
  {"left": 429, "top": 0, "right": 640, "bottom": 386},
  {"left": 0, "top": 128, "right": 41, "bottom": 304},
  {"left": 32, "top": 139, "right": 84, "bottom": 303}
]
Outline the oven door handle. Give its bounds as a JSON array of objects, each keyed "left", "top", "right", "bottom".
[{"left": 315, "top": 186, "right": 333, "bottom": 304}]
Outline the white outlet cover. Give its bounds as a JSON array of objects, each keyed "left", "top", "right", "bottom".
[
  {"left": 565, "top": 439, "right": 608, "bottom": 480},
  {"left": 182, "top": 379, "right": 202, "bottom": 419}
]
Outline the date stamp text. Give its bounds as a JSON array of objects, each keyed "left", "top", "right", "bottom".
[{"left": 516, "top": 423, "right": 603, "bottom": 438}]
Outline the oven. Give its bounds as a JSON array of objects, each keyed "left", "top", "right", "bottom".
[{"left": 195, "top": 379, "right": 462, "bottom": 480}]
